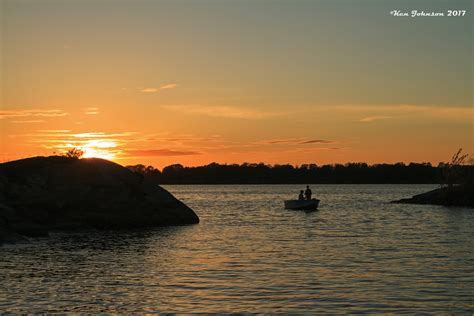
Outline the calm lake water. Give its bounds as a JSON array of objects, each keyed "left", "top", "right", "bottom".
[{"left": 1, "top": 184, "right": 473, "bottom": 313}]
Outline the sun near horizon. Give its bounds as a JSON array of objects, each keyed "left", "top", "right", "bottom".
[{"left": 1, "top": 0, "right": 472, "bottom": 169}]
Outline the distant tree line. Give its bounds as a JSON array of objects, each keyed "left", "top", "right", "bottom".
[{"left": 127, "top": 161, "right": 474, "bottom": 184}]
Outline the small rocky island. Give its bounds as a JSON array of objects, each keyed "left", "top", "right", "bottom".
[
  {"left": 0, "top": 156, "right": 199, "bottom": 244},
  {"left": 392, "top": 184, "right": 474, "bottom": 208}
]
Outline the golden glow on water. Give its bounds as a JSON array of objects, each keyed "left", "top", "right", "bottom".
[{"left": 1, "top": 185, "right": 473, "bottom": 313}]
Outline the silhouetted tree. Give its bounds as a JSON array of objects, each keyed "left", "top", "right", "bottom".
[
  {"left": 441, "top": 148, "right": 470, "bottom": 187},
  {"left": 125, "top": 157, "right": 474, "bottom": 184},
  {"left": 127, "top": 164, "right": 162, "bottom": 183},
  {"left": 63, "top": 148, "right": 84, "bottom": 159}
]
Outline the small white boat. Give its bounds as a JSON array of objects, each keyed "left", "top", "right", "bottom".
[{"left": 284, "top": 199, "right": 320, "bottom": 210}]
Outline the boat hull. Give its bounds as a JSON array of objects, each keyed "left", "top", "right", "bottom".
[{"left": 284, "top": 199, "right": 320, "bottom": 210}]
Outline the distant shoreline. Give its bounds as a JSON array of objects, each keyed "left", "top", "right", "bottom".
[
  {"left": 159, "top": 183, "right": 440, "bottom": 185},
  {"left": 129, "top": 162, "right": 473, "bottom": 185}
]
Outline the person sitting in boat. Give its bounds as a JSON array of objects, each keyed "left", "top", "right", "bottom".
[
  {"left": 304, "top": 185, "right": 312, "bottom": 200},
  {"left": 298, "top": 190, "right": 305, "bottom": 200}
]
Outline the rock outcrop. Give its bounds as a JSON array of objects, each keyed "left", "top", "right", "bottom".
[
  {"left": 391, "top": 184, "right": 474, "bottom": 208},
  {"left": 0, "top": 156, "right": 199, "bottom": 244}
]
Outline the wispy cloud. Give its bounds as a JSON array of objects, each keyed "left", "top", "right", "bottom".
[
  {"left": 300, "top": 139, "right": 336, "bottom": 144},
  {"left": 292, "top": 147, "right": 341, "bottom": 154},
  {"left": 312, "top": 104, "right": 472, "bottom": 122},
  {"left": 141, "top": 88, "right": 158, "bottom": 93},
  {"left": 10, "top": 120, "right": 46, "bottom": 123},
  {"left": 11, "top": 129, "right": 207, "bottom": 158},
  {"left": 140, "top": 83, "right": 178, "bottom": 93},
  {"left": 85, "top": 107, "right": 100, "bottom": 115},
  {"left": 71, "top": 132, "right": 137, "bottom": 138},
  {"left": 256, "top": 138, "right": 304, "bottom": 145},
  {"left": 123, "top": 149, "right": 201, "bottom": 157},
  {"left": 0, "top": 109, "right": 69, "bottom": 119},
  {"left": 159, "top": 83, "right": 177, "bottom": 90},
  {"left": 137, "top": 133, "right": 226, "bottom": 151},
  {"left": 11, "top": 131, "right": 137, "bottom": 140},
  {"left": 161, "top": 105, "right": 287, "bottom": 120},
  {"left": 163, "top": 134, "right": 222, "bottom": 143},
  {"left": 256, "top": 138, "right": 336, "bottom": 145},
  {"left": 359, "top": 116, "right": 392, "bottom": 122},
  {"left": 15, "top": 130, "right": 138, "bottom": 159}
]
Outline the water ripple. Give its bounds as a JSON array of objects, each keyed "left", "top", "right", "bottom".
[{"left": 1, "top": 184, "right": 473, "bottom": 313}]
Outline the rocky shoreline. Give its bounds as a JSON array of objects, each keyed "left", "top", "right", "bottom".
[
  {"left": 0, "top": 156, "right": 199, "bottom": 245},
  {"left": 391, "top": 184, "right": 474, "bottom": 208}
]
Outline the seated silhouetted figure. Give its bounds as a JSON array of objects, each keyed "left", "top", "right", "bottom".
[{"left": 298, "top": 190, "right": 304, "bottom": 200}]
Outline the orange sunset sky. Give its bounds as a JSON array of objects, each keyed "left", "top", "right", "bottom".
[{"left": 1, "top": 0, "right": 473, "bottom": 169}]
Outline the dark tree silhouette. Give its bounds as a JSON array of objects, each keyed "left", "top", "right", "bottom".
[
  {"left": 126, "top": 164, "right": 162, "bottom": 183},
  {"left": 441, "top": 148, "right": 471, "bottom": 187},
  {"left": 127, "top": 161, "right": 473, "bottom": 184},
  {"left": 63, "top": 148, "right": 84, "bottom": 159}
]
